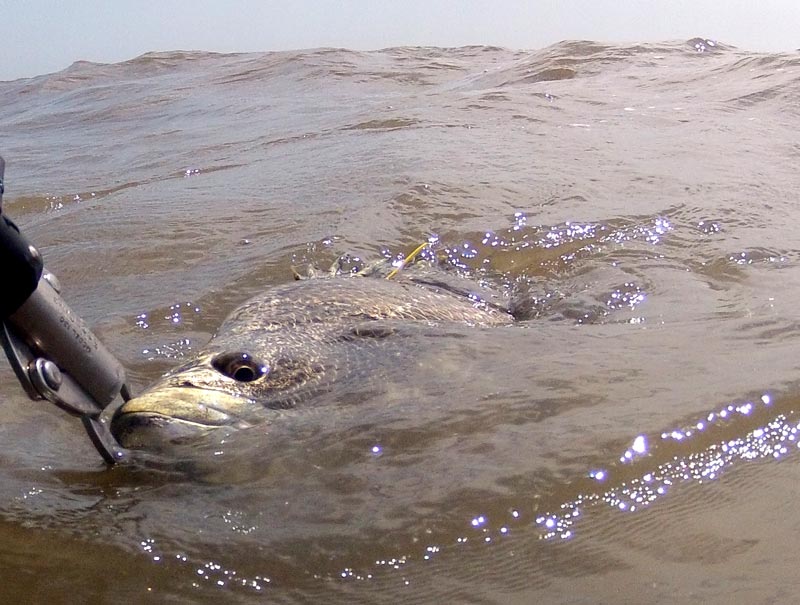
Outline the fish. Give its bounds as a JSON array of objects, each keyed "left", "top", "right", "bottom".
[{"left": 111, "top": 270, "right": 514, "bottom": 449}]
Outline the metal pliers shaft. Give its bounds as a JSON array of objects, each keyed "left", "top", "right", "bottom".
[{"left": 0, "top": 155, "right": 130, "bottom": 464}]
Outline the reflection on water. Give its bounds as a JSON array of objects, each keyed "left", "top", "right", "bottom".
[
  {"left": 533, "top": 394, "right": 785, "bottom": 542},
  {"left": 2, "top": 39, "right": 800, "bottom": 602}
]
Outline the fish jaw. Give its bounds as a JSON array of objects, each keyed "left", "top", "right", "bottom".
[{"left": 111, "top": 386, "right": 252, "bottom": 449}]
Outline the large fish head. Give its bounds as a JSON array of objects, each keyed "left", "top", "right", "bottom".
[{"left": 111, "top": 348, "right": 325, "bottom": 449}]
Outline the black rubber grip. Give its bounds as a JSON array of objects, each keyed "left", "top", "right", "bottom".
[{"left": 1, "top": 216, "right": 44, "bottom": 319}]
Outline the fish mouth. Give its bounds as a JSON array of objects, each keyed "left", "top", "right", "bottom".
[{"left": 111, "top": 386, "right": 252, "bottom": 450}]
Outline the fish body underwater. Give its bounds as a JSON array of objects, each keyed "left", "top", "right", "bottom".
[{"left": 111, "top": 270, "right": 513, "bottom": 449}]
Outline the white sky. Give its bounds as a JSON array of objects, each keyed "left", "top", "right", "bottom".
[{"left": 2, "top": 0, "right": 798, "bottom": 80}]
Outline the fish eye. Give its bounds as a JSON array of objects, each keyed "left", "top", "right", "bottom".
[{"left": 211, "top": 352, "right": 268, "bottom": 382}]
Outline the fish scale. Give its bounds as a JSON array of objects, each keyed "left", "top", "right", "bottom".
[{"left": 111, "top": 272, "right": 512, "bottom": 449}]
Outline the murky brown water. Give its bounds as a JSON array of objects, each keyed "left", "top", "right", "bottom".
[{"left": 1, "top": 38, "right": 800, "bottom": 602}]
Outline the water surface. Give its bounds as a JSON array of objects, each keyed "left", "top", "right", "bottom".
[{"left": 1, "top": 38, "right": 800, "bottom": 603}]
